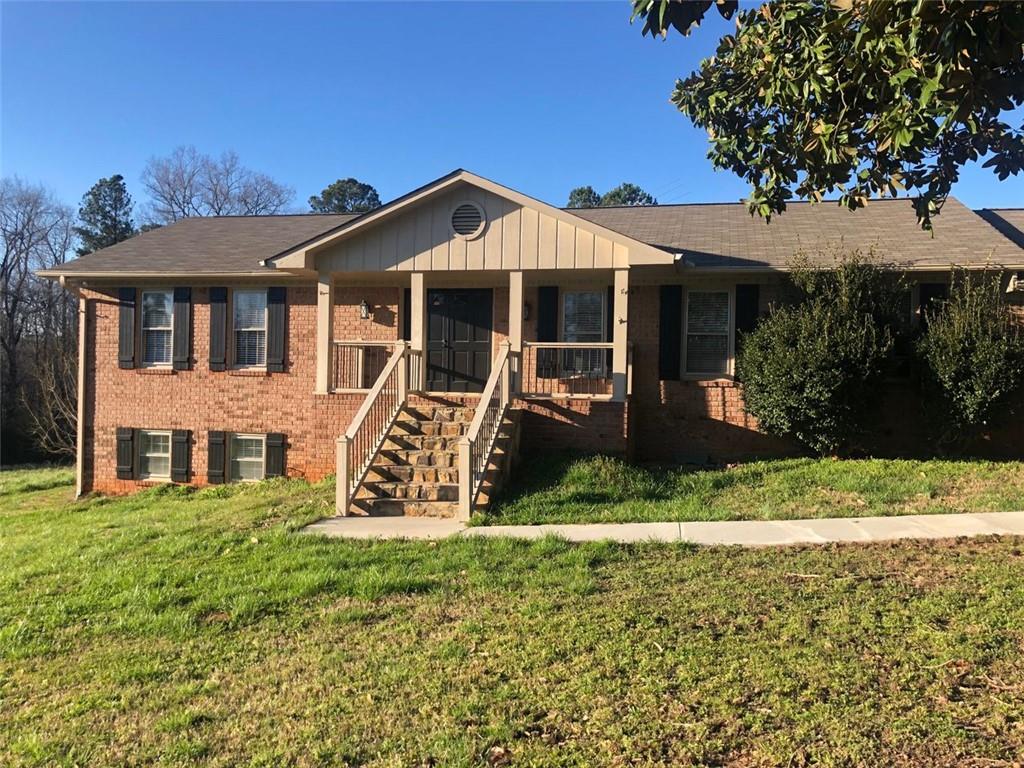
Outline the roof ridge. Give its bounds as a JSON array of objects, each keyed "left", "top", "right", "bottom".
[{"left": 565, "top": 197, "right": 926, "bottom": 212}]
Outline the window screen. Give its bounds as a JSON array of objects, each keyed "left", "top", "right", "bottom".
[
  {"left": 141, "top": 290, "right": 173, "bottom": 366},
  {"left": 230, "top": 434, "right": 265, "bottom": 482},
  {"left": 234, "top": 290, "right": 267, "bottom": 367},
  {"left": 686, "top": 291, "right": 730, "bottom": 375},
  {"left": 562, "top": 291, "right": 605, "bottom": 343},
  {"left": 139, "top": 430, "right": 171, "bottom": 479}
]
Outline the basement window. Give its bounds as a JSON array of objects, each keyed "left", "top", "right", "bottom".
[
  {"left": 230, "top": 434, "right": 265, "bottom": 482},
  {"left": 138, "top": 430, "right": 171, "bottom": 480}
]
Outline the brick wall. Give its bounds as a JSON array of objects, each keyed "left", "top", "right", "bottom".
[
  {"left": 83, "top": 284, "right": 398, "bottom": 493},
  {"left": 514, "top": 398, "right": 630, "bottom": 458}
]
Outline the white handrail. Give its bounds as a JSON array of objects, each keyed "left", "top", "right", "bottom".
[
  {"left": 457, "top": 341, "right": 512, "bottom": 520},
  {"left": 335, "top": 341, "right": 407, "bottom": 515},
  {"left": 523, "top": 341, "right": 613, "bottom": 349}
]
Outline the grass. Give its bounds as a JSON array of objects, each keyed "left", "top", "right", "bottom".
[
  {"left": 474, "top": 454, "right": 1024, "bottom": 526},
  {"left": 2, "top": 467, "right": 1024, "bottom": 766}
]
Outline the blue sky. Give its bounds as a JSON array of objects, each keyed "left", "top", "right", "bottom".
[{"left": 2, "top": 1, "right": 1021, "bottom": 215}]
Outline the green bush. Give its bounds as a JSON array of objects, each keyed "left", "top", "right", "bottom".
[
  {"left": 737, "top": 254, "right": 900, "bottom": 455},
  {"left": 917, "top": 269, "right": 1024, "bottom": 439}
]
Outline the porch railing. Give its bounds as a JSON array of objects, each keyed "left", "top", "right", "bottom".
[
  {"left": 520, "top": 342, "right": 631, "bottom": 399},
  {"left": 331, "top": 340, "right": 398, "bottom": 391},
  {"left": 457, "top": 340, "right": 513, "bottom": 520},
  {"left": 336, "top": 341, "right": 408, "bottom": 514}
]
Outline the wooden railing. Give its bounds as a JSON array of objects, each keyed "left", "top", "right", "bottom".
[
  {"left": 335, "top": 341, "right": 408, "bottom": 514},
  {"left": 520, "top": 342, "right": 630, "bottom": 399},
  {"left": 406, "top": 348, "right": 424, "bottom": 393},
  {"left": 331, "top": 340, "right": 397, "bottom": 391},
  {"left": 457, "top": 341, "right": 513, "bottom": 520}
]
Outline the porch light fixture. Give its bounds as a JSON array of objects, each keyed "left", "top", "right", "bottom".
[{"left": 359, "top": 299, "right": 371, "bottom": 320}]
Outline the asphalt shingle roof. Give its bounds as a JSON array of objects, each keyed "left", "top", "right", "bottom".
[
  {"left": 53, "top": 213, "right": 359, "bottom": 274},
  {"left": 47, "top": 195, "right": 1023, "bottom": 277},
  {"left": 570, "top": 197, "right": 1024, "bottom": 269}
]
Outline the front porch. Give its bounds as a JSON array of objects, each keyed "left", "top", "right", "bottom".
[{"left": 313, "top": 270, "right": 634, "bottom": 521}]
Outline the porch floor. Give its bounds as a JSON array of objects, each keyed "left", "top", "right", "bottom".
[{"left": 302, "top": 510, "right": 1024, "bottom": 546}]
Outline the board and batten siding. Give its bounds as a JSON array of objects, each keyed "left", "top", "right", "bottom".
[{"left": 316, "top": 185, "right": 630, "bottom": 273}]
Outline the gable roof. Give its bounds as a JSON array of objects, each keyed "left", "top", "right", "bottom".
[
  {"left": 265, "top": 169, "right": 674, "bottom": 269},
  {"left": 976, "top": 209, "right": 1024, "bottom": 249},
  {"left": 571, "top": 197, "right": 1024, "bottom": 269},
  {"left": 38, "top": 213, "right": 359, "bottom": 277},
  {"left": 38, "top": 175, "right": 1024, "bottom": 281}
]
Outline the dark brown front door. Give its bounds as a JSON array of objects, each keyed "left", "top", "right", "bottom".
[{"left": 426, "top": 289, "right": 492, "bottom": 392}]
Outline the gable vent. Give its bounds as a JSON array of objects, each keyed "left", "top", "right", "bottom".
[{"left": 451, "top": 202, "right": 485, "bottom": 238}]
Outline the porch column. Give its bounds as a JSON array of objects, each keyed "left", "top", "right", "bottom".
[
  {"left": 315, "top": 271, "right": 334, "bottom": 394},
  {"left": 612, "top": 268, "right": 630, "bottom": 401},
  {"left": 75, "top": 290, "right": 87, "bottom": 498},
  {"left": 410, "top": 272, "right": 426, "bottom": 390},
  {"left": 508, "top": 271, "right": 523, "bottom": 394}
]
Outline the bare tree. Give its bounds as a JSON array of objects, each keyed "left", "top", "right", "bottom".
[
  {"left": 0, "top": 178, "right": 76, "bottom": 462},
  {"left": 140, "top": 146, "right": 294, "bottom": 224}
]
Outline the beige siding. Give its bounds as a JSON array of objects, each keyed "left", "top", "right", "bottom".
[{"left": 318, "top": 183, "right": 629, "bottom": 273}]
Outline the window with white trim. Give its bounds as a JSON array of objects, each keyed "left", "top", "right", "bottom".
[
  {"left": 139, "top": 429, "right": 171, "bottom": 480},
  {"left": 141, "top": 290, "right": 173, "bottom": 366},
  {"left": 230, "top": 434, "right": 265, "bottom": 482},
  {"left": 685, "top": 290, "right": 732, "bottom": 376},
  {"left": 233, "top": 290, "right": 267, "bottom": 367}
]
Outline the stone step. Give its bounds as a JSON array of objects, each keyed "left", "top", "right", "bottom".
[
  {"left": 383, "top": 434, "right": 460, "bottom": 451},
  {"left": 377, "top": 449, "right": 458, "bottom": 467},
  {"left": 365, "top": 464, "right": 459, "bottom": 484},
  {"left": 359, "top": 481, "right": 459, "bottom": 501},
  {"left": 390, "top": 419, "right": 469, "bottom": 437},
  {"left": 400, "top": 406, "right": 475, "bottom": 423},
  {"left": 350, "top": 497, "right": 460, "bottom": 518}
]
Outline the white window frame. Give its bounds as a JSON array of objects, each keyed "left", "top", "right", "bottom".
[
  {"left": 232, "top": 288, "right": 268, "bottom": 369},
  {"left": 682, "top": 286, "right": 735, "bottom": 379},
  {"left": 229, "top": 433, "right": 266, "bottom": 483},
  {"left": 138, "top": 429, "right": 172, "bottom": 481},
  {"left": 560, "top": 289, "right": 607, "bottom": 343},
  {"left": 140, "top": 289, "right": 174, "bottom": 368}
]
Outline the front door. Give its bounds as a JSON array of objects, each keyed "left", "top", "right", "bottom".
[{"left": 426, "top": 289, "right": 492, "bottom": 392}]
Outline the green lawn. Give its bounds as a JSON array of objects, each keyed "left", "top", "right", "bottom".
[
  {"left": 3, "top": 467, "right": 1024, "bottom": 766},
  {"left": 475, "top": 455, "right": 1024, "bottom": 525}
]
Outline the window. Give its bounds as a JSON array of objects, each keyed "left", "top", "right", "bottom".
[
  {"left": 233, "top": 290, "right": 267, "bottom": 367},
  {"left": 685, "top": 290, "right": 732, "bottom": 376},
  {"left": 562, "top": 291, "right": 605, "bottom": 342},
  {"left": 139, "top": 430, "right": 171, "bottom": 480},
  {"left": 230, "top": 434, "right": 265, "bottom": 482},
  {"left": 141, "top": 290, "right": 173, "bottom": 366}
]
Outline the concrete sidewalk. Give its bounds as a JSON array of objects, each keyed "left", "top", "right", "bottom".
[{"left": 302, "top": 510, "right": 1024, "bottom": 546}]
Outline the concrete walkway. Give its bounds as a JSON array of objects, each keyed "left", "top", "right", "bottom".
[{"left": 302, "top": 510, "right": 1024, "bottom": 547}]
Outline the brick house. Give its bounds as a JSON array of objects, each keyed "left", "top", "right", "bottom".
[{"left": 40, "top": 170, "right": 1024, "bottom": 518}]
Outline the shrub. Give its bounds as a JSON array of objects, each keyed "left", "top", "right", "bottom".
[
  {"left": 917, "top": 269, "right": 1024, "bottom": 440},
  {"left": 737, "top": 254, "right": 901, "bottom": 455}
]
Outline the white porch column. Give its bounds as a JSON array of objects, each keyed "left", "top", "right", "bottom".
[
  {"left": 612, "top": 268, "right": 630, "bottom": 401},
  {"left": 315, "top": 271, "right": 334, "bottom": 394},
  {"left": 410, "top": 272, "right": 426, "bottom": 390},
  {"left": 508, "top": 271, "right": 523, "bottom": 395},
  {"left": 75, "top": 291, "right": 87, "bottom": 498}
]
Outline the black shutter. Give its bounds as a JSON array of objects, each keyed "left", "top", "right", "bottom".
[
  {"left": 116, "top": 427, "right": 135, "bottom": 479},
  {"left": 267, "top": 287, "right": 286, "bottom": 372},
  {"left": 172, "top": 287, "right": 191, "bottom": 370},
  {"left": 265, "top": 433, "right": 286, "bottom": 478},
  {"left": 401, "top": 287, "right": 411, "bottom": 341},
  {"left": 209, "top": 287, "right": 227, "bottom": 371},
  {"left": 118, "top": 287, "right": 136, "bottom": 369},
  {"left": 536, "top": 286, "right": 559, "bottom": 379},
  {"left": 208, "top": 430, "right": 226, "bottom": 484},
  {"left": 658, "top": 285, "right": 683, "bottom": 381},
  {"left": 171, "top": 429, "right": 191, "bottom": 483},
  {"left": 537, "top": 287, "right": 559, "bottom": 342},
  {"left": 735, "top": 284, "right": 760, "bottom": 353}
]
